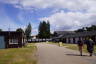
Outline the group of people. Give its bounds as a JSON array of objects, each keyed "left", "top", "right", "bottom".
[{"left": 77, "top": 37, "right": 95, "bottom": 56}]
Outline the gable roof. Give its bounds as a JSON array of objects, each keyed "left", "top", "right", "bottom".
[
  {"left": 54, "top": 31, "right": 75, "bottom": 35},
  {"left": 62, "top": 30, "right": 96, "bottom": 38}
]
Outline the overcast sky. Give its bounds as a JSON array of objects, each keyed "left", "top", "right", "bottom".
[{"left": 0, "top": 0, "right": 96, "bottom": 35}]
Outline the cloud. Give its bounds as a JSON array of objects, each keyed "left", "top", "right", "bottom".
[
  {"left": 39, "top": 10, "right": 96, "bottom": 31},
  {"left": 0, "top": 0, "right": 96, "bottom": 33},
  {"left": 0, "top": 15, "right": 19, "bottom": 31},
  {"left": 0, "top": 0, "right": 96, "bottom": 12},
  {"left": 0, "top": 6, "right": 25, "bottom": 31}
]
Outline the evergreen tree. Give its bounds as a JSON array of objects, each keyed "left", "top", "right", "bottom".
[
  {"left": 25, "top": 23, "right": 32, "bottom": 40},
  {"left": 0, "top": 29, "right": 2, "bottom": 32},
  {"left": 46, "top": 21, "right": 50, "bottom": 38},
  {"left": 38, "top": 20, "right": 50, "bottom": 38},
  {"left": 38, "top": 22, "right": 42, "bottom": 38}
]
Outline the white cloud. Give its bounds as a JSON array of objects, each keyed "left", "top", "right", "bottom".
[
  {"left": 1, "top": 0, "right": 96, "bottom": 14},
  {"left": 0, "top": 0, "right": 96, "bottom": 32},
  {"left": 0, "top": 0, "right": 96, "bottom": 12},
  {"left": 0, "top": 0, "right": 19, "bottom": 4},
  {"left": 0, "top": 6, "right": 25, "bottom": 31},
  {"left": 19, "top": 0, "right": 95, "bottom": 12},
  {"left": 39, "top": 11, "right": 96, "bottom": 31},
  {"left": 0, "top": 16, "right": 19, "bottom": 31}
]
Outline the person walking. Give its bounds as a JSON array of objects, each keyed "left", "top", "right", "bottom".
[
  {"left": 77, "top": 39, "right": 84, "bottom": 56},
  {"left": 84, "top": 38, "right": 95, "bottom": 56}
]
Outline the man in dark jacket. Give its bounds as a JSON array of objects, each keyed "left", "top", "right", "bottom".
[
  {"left": 77, "top": 39, "right": 84, "bottom": 56},
  {"left": 84, "top": 38, "right": 95, "bottom": 56}
]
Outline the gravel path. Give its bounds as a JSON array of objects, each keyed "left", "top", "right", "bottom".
[{"left": 36, "top": 43, "right": 96, "bottom": 64}]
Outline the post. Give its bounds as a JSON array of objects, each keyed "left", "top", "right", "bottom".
[{"left": 59, "top": 42, "right": 63, "bottom": 47}]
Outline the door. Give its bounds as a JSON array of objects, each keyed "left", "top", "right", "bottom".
[{"left": 0, "top": 36, "right": 5, "bottom": 49}]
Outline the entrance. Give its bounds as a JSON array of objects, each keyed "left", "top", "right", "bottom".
[{"left": 0, "top": 36, "right": 5, "bottom": 49}]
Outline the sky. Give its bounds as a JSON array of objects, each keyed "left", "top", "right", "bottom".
[{"left": 0, "top": 0, "right": 96, "bottom": 35}]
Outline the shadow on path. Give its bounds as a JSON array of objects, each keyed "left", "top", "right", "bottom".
[
  {"left": 66, "top": 54, "right": 88, "bottom": 57},
  {"left": 93, "top": 53, "right": 96, "bottom": 56}
]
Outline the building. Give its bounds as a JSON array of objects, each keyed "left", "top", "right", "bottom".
[
  {"left": 53, "top": 31, "right": 96, "bottom": 44},
  {"left": 0, "top": 31, "right": 26, "bottom": 49},
  {"left": 52, "top": 31, "right": 75, "bottom": 42}
]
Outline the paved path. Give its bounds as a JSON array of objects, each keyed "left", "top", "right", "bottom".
[{"left": 36, "top": 43, "right": 96, "bottom": 64}]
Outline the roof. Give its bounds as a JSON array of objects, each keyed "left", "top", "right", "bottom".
[
  {"left": 62, "top": 30, "right": 96, "bottom": 38},
  {"left": 54, "top": 31, "right": 75, "bottom": 35},
  {"left": 0, "top": 31, "right": 25, "bottom": 37},
  {"left": 53, "top": 30, "right": 96, "bottom": 39},
  {"left": 53, "top": 31, "right": 75, "bottom": 39}
]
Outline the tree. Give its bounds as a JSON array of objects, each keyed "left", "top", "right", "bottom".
[
  {"left": 38, "top": 21, "right": 47, "bottom": 38},
  {"left": 75, "top": 25, "right": 96, "bottom": 32},
  {"left": 25, "top": 23, "right": 32, "bottom": 40},
  {"left": 38, "top": 22, "right": 42, "bottom": 38},
  {"left": 16, "top": 28, "right": 24, "bottom": 33},
  {"left": 38, "top": 20, "right": 51, "bottom": 38},
  {"left": 46, "top": 21, "right": 50, "bottom": 38},
  {"left": 75, "top": 27, "right": 86, "bottom": 32},
  {"left": 0, "top": 29, "right": 2, "bottom": 32},
  {"left": 86, "top": 25, "right": 96, "bottom": 31},
  {"left": 53, "top": 32, "right": 58, "bottom": 37}
]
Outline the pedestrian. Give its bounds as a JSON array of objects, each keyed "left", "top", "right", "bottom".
[
  {"left": 77, "top": 39, "right": 84, "bottom": 56},
  {"left": 84, "top": 38, "right": 95, "bottom": 56}
]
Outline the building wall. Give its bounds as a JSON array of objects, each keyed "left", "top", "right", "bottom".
[
  {"left": 0, "top": 32, "right": 25, "bottom": 48},
  {"left": 67, "top": 38, "right": 70, "bottom": 43},
  {"left": 70, "top": 38, "right": 73, "bottom": 43},
  {"left": 74, "top": 37, "right": 79, "bottom": 44},
  {"left": 64, "top": 35, "right": 96, "bottom": 44},
  {"left": 54, "top": 31, "right": 96, "bottom": 44},
  {"left": 0, "top": 36, "right": 5, "bottom": 49},
  {"left": 66, "top": 38, "right": 69, "bottom": 43}
]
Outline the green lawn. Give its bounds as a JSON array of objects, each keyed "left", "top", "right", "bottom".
[
  {"left": 48, "top": 42, "right": 96, "bottom": 53},
  {"left": 0, "top": 43, "right": 37, "bottom": 64},
  {"left": 47, "top": 42, "right": 59, "bottom": 45},
  {"left": 62, "top": 43, "right": 96, "bottom": 53}
]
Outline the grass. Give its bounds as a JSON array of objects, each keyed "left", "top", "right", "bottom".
[
  {"left": 48, "top": 42, "right": 96, "bottom": 53},
  {"left": 62, "top": 43, "right": 96, "bottom": 53},
  {"left": 47, "top": 42, "right": 59, "bottom": 45},
  {"left": 0, "top": 43, "right": 37, "bottom": 64},
  {"left": 62, "top": 43, "right": 87, "bottom": 52}
]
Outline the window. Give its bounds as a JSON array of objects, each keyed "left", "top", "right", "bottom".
[{"left": 9, "top": 39, "right": 18, "bottom": 44}]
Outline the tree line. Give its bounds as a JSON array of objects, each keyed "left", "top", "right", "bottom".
[
  {"left": 75, "top": 25, "right": 96, "bottom": 32},
  {"left": 0, "top": 21, "right": 51, "bottom": 39},
  {"left": 16, "top": 21, "right": 51, "bottom": 39},
  {"left": 0, "top": 22, "right": 95, "bottom": 39}
]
